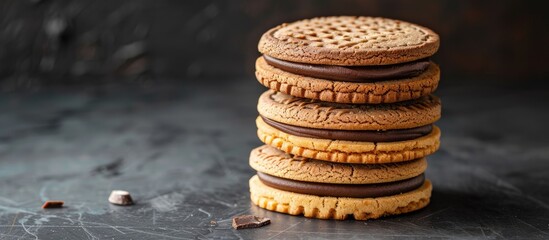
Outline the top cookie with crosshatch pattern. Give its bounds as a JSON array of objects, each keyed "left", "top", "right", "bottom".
[{"left": 258, "top": 16, "right": 439, "bottom": 66}]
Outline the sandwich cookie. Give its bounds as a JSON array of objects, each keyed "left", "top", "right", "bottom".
[
  {"left": 250, "top": 176, "right": 431, "bottom": 220},
  {"left": 248, "top": 146, "right": 431, "bottom": 220},
  {"left": 257, "top": 90, "right": 441, "bottom": 164},
  {"left": 256, "top": 16, "right": 440, "bottom": 104}
]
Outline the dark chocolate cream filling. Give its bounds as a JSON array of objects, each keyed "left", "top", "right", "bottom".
[
  {"left": 257, "top": 172, "right": 425, "bottom": 198},
  {"left": 261, "top": 116, "right": 432, "bottom": 142},
  {"left": 263, "top": 55, "right": 430, "bottom": 82}
]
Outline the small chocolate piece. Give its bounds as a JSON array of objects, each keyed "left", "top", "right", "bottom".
[
  {"left": 232, "top": 215, "right": 271, "bottom": 229},
  {"left": 42, "top": 201, "right": 64, "bottom": 209},
  {"left": 108, "top": 190, "right": 134, "bottom": 206}
]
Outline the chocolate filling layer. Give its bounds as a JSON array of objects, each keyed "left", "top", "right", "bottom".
[
  {"left": 257, "top": 172, "right": 425, "bottom": 198},
  {"left": 263, "top": 55, "right": 430, "bottom": 82},
  {"left": 261, "top": 116, "right": 432, "bottom": 142}
]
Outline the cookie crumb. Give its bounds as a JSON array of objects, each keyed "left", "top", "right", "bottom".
[
  {"left": 232, "top": 215, "right": 270, "bottom": 229},
  {"left": 108, "top": 190, "right": 134, "bottom": 206},
  {"left": 42, "top": 201, "right": 64, "bottom": 209}
]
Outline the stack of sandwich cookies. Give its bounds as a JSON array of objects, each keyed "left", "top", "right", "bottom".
[
  {"left": 250, "top": 91, "right": 440, "bottom": 220},
  {"left": 249, "top": 16, "right": 442, "bottom": 220}
]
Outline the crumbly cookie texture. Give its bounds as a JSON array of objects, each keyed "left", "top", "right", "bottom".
[
  {"left": 256, "top": 57, "right": 440, "bottom": 104},
  {"left": 250, "top": 175, "right": 432, "bottom": 220},
  {"left": 256, "top": 117, "right": 440, "bottom": 164},
  {"left": 258, "top": 16, "right": 439, "bottom": 66},
  {"left": 257, "top": 90, "right": 441, "bottom": 130},
  {"left": 249, "top": 145, "right": 427, "bottom": 184}
]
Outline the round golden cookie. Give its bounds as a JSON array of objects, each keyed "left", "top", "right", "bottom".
[
  {"left": 258, "top": 16, "right": 439, "bottom": 66},
  {"left": 257, "top": 90, "right": 441, "bottom": 130},
  {"left": 255, "top": 57, "right": 440, "bottom": 104},
  {"left": 249, "top": 145, "right": 427, "bottom": 184},
  {"left": 256, "top": 117, "right": 440, "bottom": 164},
  {"left": 249, "top": 175, "right": 432, "bottom": 220}
]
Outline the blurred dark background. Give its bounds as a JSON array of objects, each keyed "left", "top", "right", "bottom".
[{"left": 1, "top": 0, "right": 548, "bottom": 89}]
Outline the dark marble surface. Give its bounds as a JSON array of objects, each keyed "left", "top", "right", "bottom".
[{"left": 0, "top": 79, "right": 548, "bottom": 239}]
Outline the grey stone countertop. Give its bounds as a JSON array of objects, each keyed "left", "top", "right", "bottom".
[{"left": 0, "top": 79, "right": 548, "bottom": 239}]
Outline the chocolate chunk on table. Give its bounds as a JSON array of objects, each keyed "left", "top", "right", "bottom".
[
  {"left": 232, "top": 215, "right": 271, "bottom": 229},
  {"left": 42, "top": 201, "right": 64, "bottom": 209},
  {"left": 108, "top": 190, "right": 134, "bottom": 206}
]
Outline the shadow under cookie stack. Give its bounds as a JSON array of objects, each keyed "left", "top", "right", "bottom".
[{"left": 249, "top": 16, "right": 441, "bottom": 220}]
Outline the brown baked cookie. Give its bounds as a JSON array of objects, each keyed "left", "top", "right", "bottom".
[
  {"left": 258, "top": 16, "right": 439, "bottom": 66},
  {"left": 256, "top": 16, "right": 440, "bottom": 104},
  {"left": 257, "top": 116, "right": 440, "bottom": 164},
  {"left": 249, "top": 145, "right": 427, "bottom": 184},
  {"left": 257, "top": 90, "right": 441, "bottom": 130},
  {"left": 249, "top": 175, "right": 432, "bottom": 220},
  {"left": 255, "top": 57, "right": 440, "bottom": 104}
]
